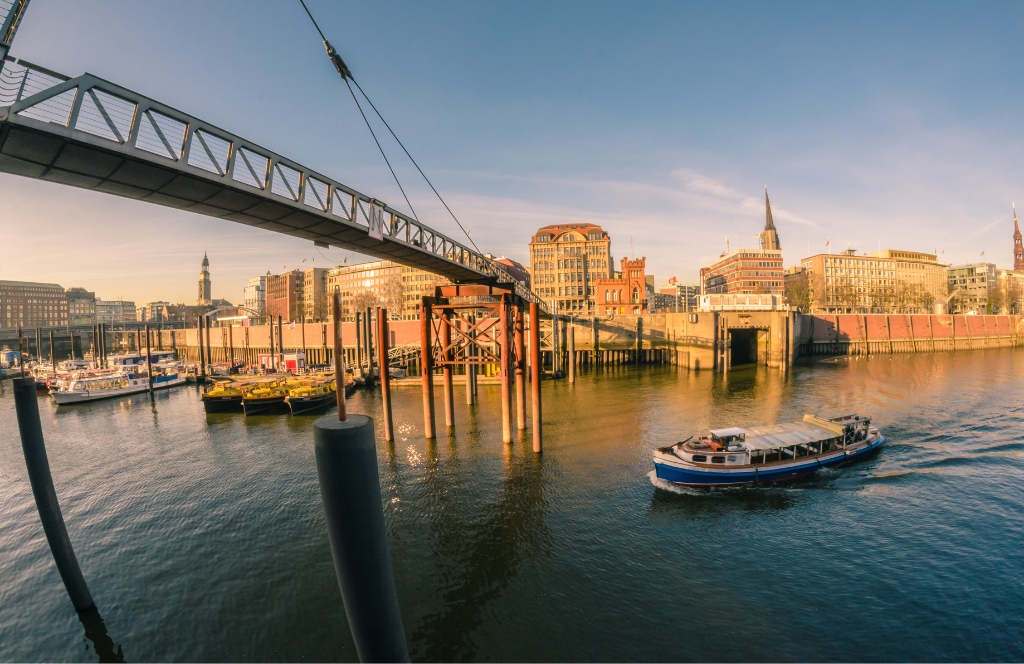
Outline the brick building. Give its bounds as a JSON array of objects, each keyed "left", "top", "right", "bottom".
[
  {"left": 266, "top": 270, "right": 301, "bottom": 322},
  {"left": 529, "top": 223, "right": 612, "bottom": 313},
  {"left": 95, "top": 299, "right": 136, "bottom": 325},
  {"left": 0, "top": 280, "right": 68, "bottom": 328},
  {"left": 595, "top": 257, "right": 647, "bottom": 315}
]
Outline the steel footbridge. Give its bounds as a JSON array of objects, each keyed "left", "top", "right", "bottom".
[{"left": 0, "top": 0, "right": 540, "bottom": 308}]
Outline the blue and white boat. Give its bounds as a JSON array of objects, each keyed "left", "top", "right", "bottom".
[
  {"left": 653, "top": 414, "right": 884, "bottom": 488},
  {"left": 50, "top": 363, "right": 186, "bottom": 404}
]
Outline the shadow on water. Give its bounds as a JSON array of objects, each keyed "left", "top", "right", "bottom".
[
  {"left": 410, "top": 438, "right": 551, "bottom": 662},
  {"left": 78, "top": 606, "right": 126, "bottom": 663}
]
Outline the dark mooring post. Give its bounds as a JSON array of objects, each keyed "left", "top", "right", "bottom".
[
  {"left": 197, "top": 317, "right": 206, "bottom": 380},
  {"left": 144, "top": 325, "right": 153, "bottom": 393},
  {"left": 48, "top": 330, "right": 55, "bottom": 369},
  {"left": 332, "top": 291, "right": 347, "bottom": 421},
  {"left": 465, "top": 315, "right": 475, "bottom": 405},
  {"left": 70, "top": 331, "right": 76, "bottom": 361},
  {"left": 266, "top": 316, "right": 273, "bottom": 373},
  {"left": 365, "top": 307, "right": 375, "bottom": 387},
  {"left": 420, "top": 297, "right": 435, "bottom": 439},
  {"left": 530, "top": 303, "right": 543, "bottom": 453},
  {"left": 441, "top": 309, "right": 454, "bottom": 429},
  {"left": 377, "top": 308, "right": 393, "bottom": 442},
  {"left": 35, "top": 327, "right": 42, "bottom": 365},
  {"left": 313, "top": 412, "right": 409, "bottom": 663},
  {"left": 354, "top": 312, "right": 363, "bottom": 377},
  {"left": 499, "top": 296, "right": 512, "bottom": 444},
  {"left": 277, "top": 316, "right": 284, "bottom": 372},
  {"left": 135, "top": 328, "right": 140, "bottom": 356},
  {"left": 515, "top": 305, "right": 526, "bottom": 430},
  {"left": 13, "top": 377, "right": 95, "bottom": 611},
  {"left": 228, "top": 325, "right": 234, "bottom": 372},
  {"left": 568, "top": 323, "right": 576, "bottom": 383}
]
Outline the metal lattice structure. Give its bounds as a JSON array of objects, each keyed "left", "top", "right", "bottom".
[{"left": 0, "top": 53, "right": 543, "bottom": 309}]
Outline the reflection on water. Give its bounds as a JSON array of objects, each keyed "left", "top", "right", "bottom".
[{"left": 2, "top": 351, "right": 1024, "bottom": 661}]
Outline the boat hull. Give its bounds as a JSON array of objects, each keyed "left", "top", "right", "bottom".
[
  {"left": 242, "top": 397, "right": 287, "bottom": 415},
  {"left": 286, "top": 392, "right": 336, "bottom": 415},
  {"left": 202, "top": 396, "right": 243, "bottom": 413},
  {"left": 654, "top": 435, "right": 884, "bottom": 488}
]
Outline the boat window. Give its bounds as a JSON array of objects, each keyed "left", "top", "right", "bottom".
[
  {"left": 711, "top": 456, "right": 725, "bottom": 464},
  {"left": 765, "top": 451, "right": 780, "bottom": 462},
  {"left": 795, "top": 445, "right": 808, "bottom": 458},
  {"left": 691, "top": 455, "right": 707, "bottom": 462}
]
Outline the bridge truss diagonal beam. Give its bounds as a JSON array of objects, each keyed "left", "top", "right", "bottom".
[{"left": 0, "top": 56, "right": 543, "bottom": 310}]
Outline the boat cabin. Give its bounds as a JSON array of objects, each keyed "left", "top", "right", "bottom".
[{"left": 670, "top": 414, "right": 873, "bottom": 467}]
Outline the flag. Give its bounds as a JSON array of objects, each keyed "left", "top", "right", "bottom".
[
  {"left": 825, "top": 238, "right": 830, "bottom": 248},
  {"left": 289, "top": 321, "right": 296, "bottom": 329},
  {"left": 981, "top": 251, "right": 985, "bottom": 257},
  {"left": 667, "top": 276, "right": 678, "bottom": 284}
]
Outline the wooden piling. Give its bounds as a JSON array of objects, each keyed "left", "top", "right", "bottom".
[
  {"left": 530, "top": 302, "right": 543, "bottom": 453},
  {"left": 568, "top": 324, "right": 576, "bottom": 383},
  {"left": 48, "top": 330, "right": 55, "bottom": 368},
  {"left": 144, "top": 324, "right": 153, "bottom": 393},
  {"left": 441, "top": 309, "right": 454, "bottom": 429},
  {"left": 420, "top": 297, "right": 436, "bottom": 439},
  {"left": 355, "top": 312, "right": 363, "bottom": 377},
  {"left": 465, "top": 315, "right": 475, "bottom": 405},
  {"left": 332, "top": 291, "right": 347, "bottom": 421},
  {"left": 515, "top": 304, "right": 526, "bottom": 430},
  {"left": 377, "top": 308, "right": 393, "bottom": 441},
  {"left": 228, "top": 325, "right": 234, "bottom": 371},
  {"left": 277, "top": 316, "right": 284, "bottom": 371},
  {"left": 499, "top": 296, "right": 512, "bottom": 443}
]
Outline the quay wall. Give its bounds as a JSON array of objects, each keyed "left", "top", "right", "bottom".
[
  {"left": 794, "top": 314, "right": 1024, "bottom": 356},
  {"left": 59, "top": 312, "right": 1021, "bottom": 375}
]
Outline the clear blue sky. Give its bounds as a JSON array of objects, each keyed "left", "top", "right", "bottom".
[{"left": 3, "top": 0, "right": 1023, "bottom": 304}]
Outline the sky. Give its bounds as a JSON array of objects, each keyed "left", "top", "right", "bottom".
[{"left": 3, "top": 0, "right": 1024, "bottom": 304}]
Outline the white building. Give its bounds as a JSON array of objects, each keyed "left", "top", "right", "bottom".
[
  {"left": 243, "top": 274, "right": 267, "bottom": 321},
  {"left": 95, "top": 299, "right": 136, "bottom": 325}
]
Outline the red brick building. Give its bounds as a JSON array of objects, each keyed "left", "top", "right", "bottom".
[
  {"left": 595, "top": 257, "right": 647, "bottom": 314},
  {"left": 266, "top": 269, "right": 300, "bottom": 322}
]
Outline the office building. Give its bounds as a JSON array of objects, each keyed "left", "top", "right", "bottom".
[
  {"left": 66, "top": 287, "right": 96, "bottom": 325},
  {"left": 243, "top": 274, "right": 267, "bottom": 320},
  {"left": 801, "top": 249, "right": 947, "bottom": 314},
  {"left": 947, "top": 263, "right": 996, "bottom": 314},
  {"left": 95, "top": 299, "right": 137, "bottom": 325},
  {"left": 529, "top": 222, "right": 612, "bottom": 313},
  {"left": 326, "top": 260, "right": 449, "bottom": 321}
]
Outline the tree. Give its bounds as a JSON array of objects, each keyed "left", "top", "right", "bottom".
[{"left": 785, "top": 274, "right": 812, "bottom": 312}]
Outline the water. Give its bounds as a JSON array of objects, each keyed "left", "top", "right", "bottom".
[{"left": 2, "top": 351, "right": 1023, "bottom": 662}]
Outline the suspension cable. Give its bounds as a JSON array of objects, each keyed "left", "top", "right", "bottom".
[{"left": 297, "top": 0, "right": 481, "bottom": 252}]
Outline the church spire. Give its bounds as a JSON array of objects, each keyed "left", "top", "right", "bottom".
[
  {"left": 1014, "top": 202, "right": 1024, "bottom": 271},
  {"left": 759, "top": 186, "right": 781, "bottom": 251}
]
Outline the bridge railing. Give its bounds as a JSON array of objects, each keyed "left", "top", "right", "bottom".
[{"left": 0, "top": 57, "right": 545, "bottom": 311}]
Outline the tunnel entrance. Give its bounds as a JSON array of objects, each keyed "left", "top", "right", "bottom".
[{"left": 729, "top": 328, "right": 768, "bottom": 366}]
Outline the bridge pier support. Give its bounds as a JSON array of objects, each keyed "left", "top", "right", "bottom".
[
  {"left": 420, "top": 297, "right": 436, "bottom": 439},
  {"left": 515, "top": 304, "right": 526, "bottom": 431}
]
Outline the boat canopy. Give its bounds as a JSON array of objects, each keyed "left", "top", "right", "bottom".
[
  {"left": 741, "top": 421, "right": 840, "bottom": 451},
  {"left": 709, "top": 427, "right": 747, "bottom": 438}
]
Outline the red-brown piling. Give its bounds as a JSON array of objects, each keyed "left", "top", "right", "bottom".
[
  {"left": 420, "top": 297, "right": 436, "bottom": 439},
  {"left": 332, "top": 291, "right": 348, "bottom": 421},
  {"left": 441, "top": 309, "right": 455, "bottom": 429},
  {"left": 377, "top": 308, "right": 393, "bottom": 440},
  {"left": 530, "top": 302, "right": 543, "bottom": 453},
  {"left": 515, "top": 304, "right": 526, "bottom": 430}
]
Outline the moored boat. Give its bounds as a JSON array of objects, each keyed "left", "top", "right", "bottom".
[
  {"left": 50, "top": 364, "right": 187, "bottom": 404},
  {"left": 284, "top": 379, "right": 337, "bottom": 415},
  {"left": 653, "top": 414, "right": 883, "bottom": 488},
  {"left": 201, "top": 379, "right": 247, "bottom": 412},
  {"left": 241, "top": 379, "right": 291, "bottom": 415}
]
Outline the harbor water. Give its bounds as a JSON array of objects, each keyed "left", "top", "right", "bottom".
[{"left": 1, "top": 350, "right": 1023, "bottom": 661}]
